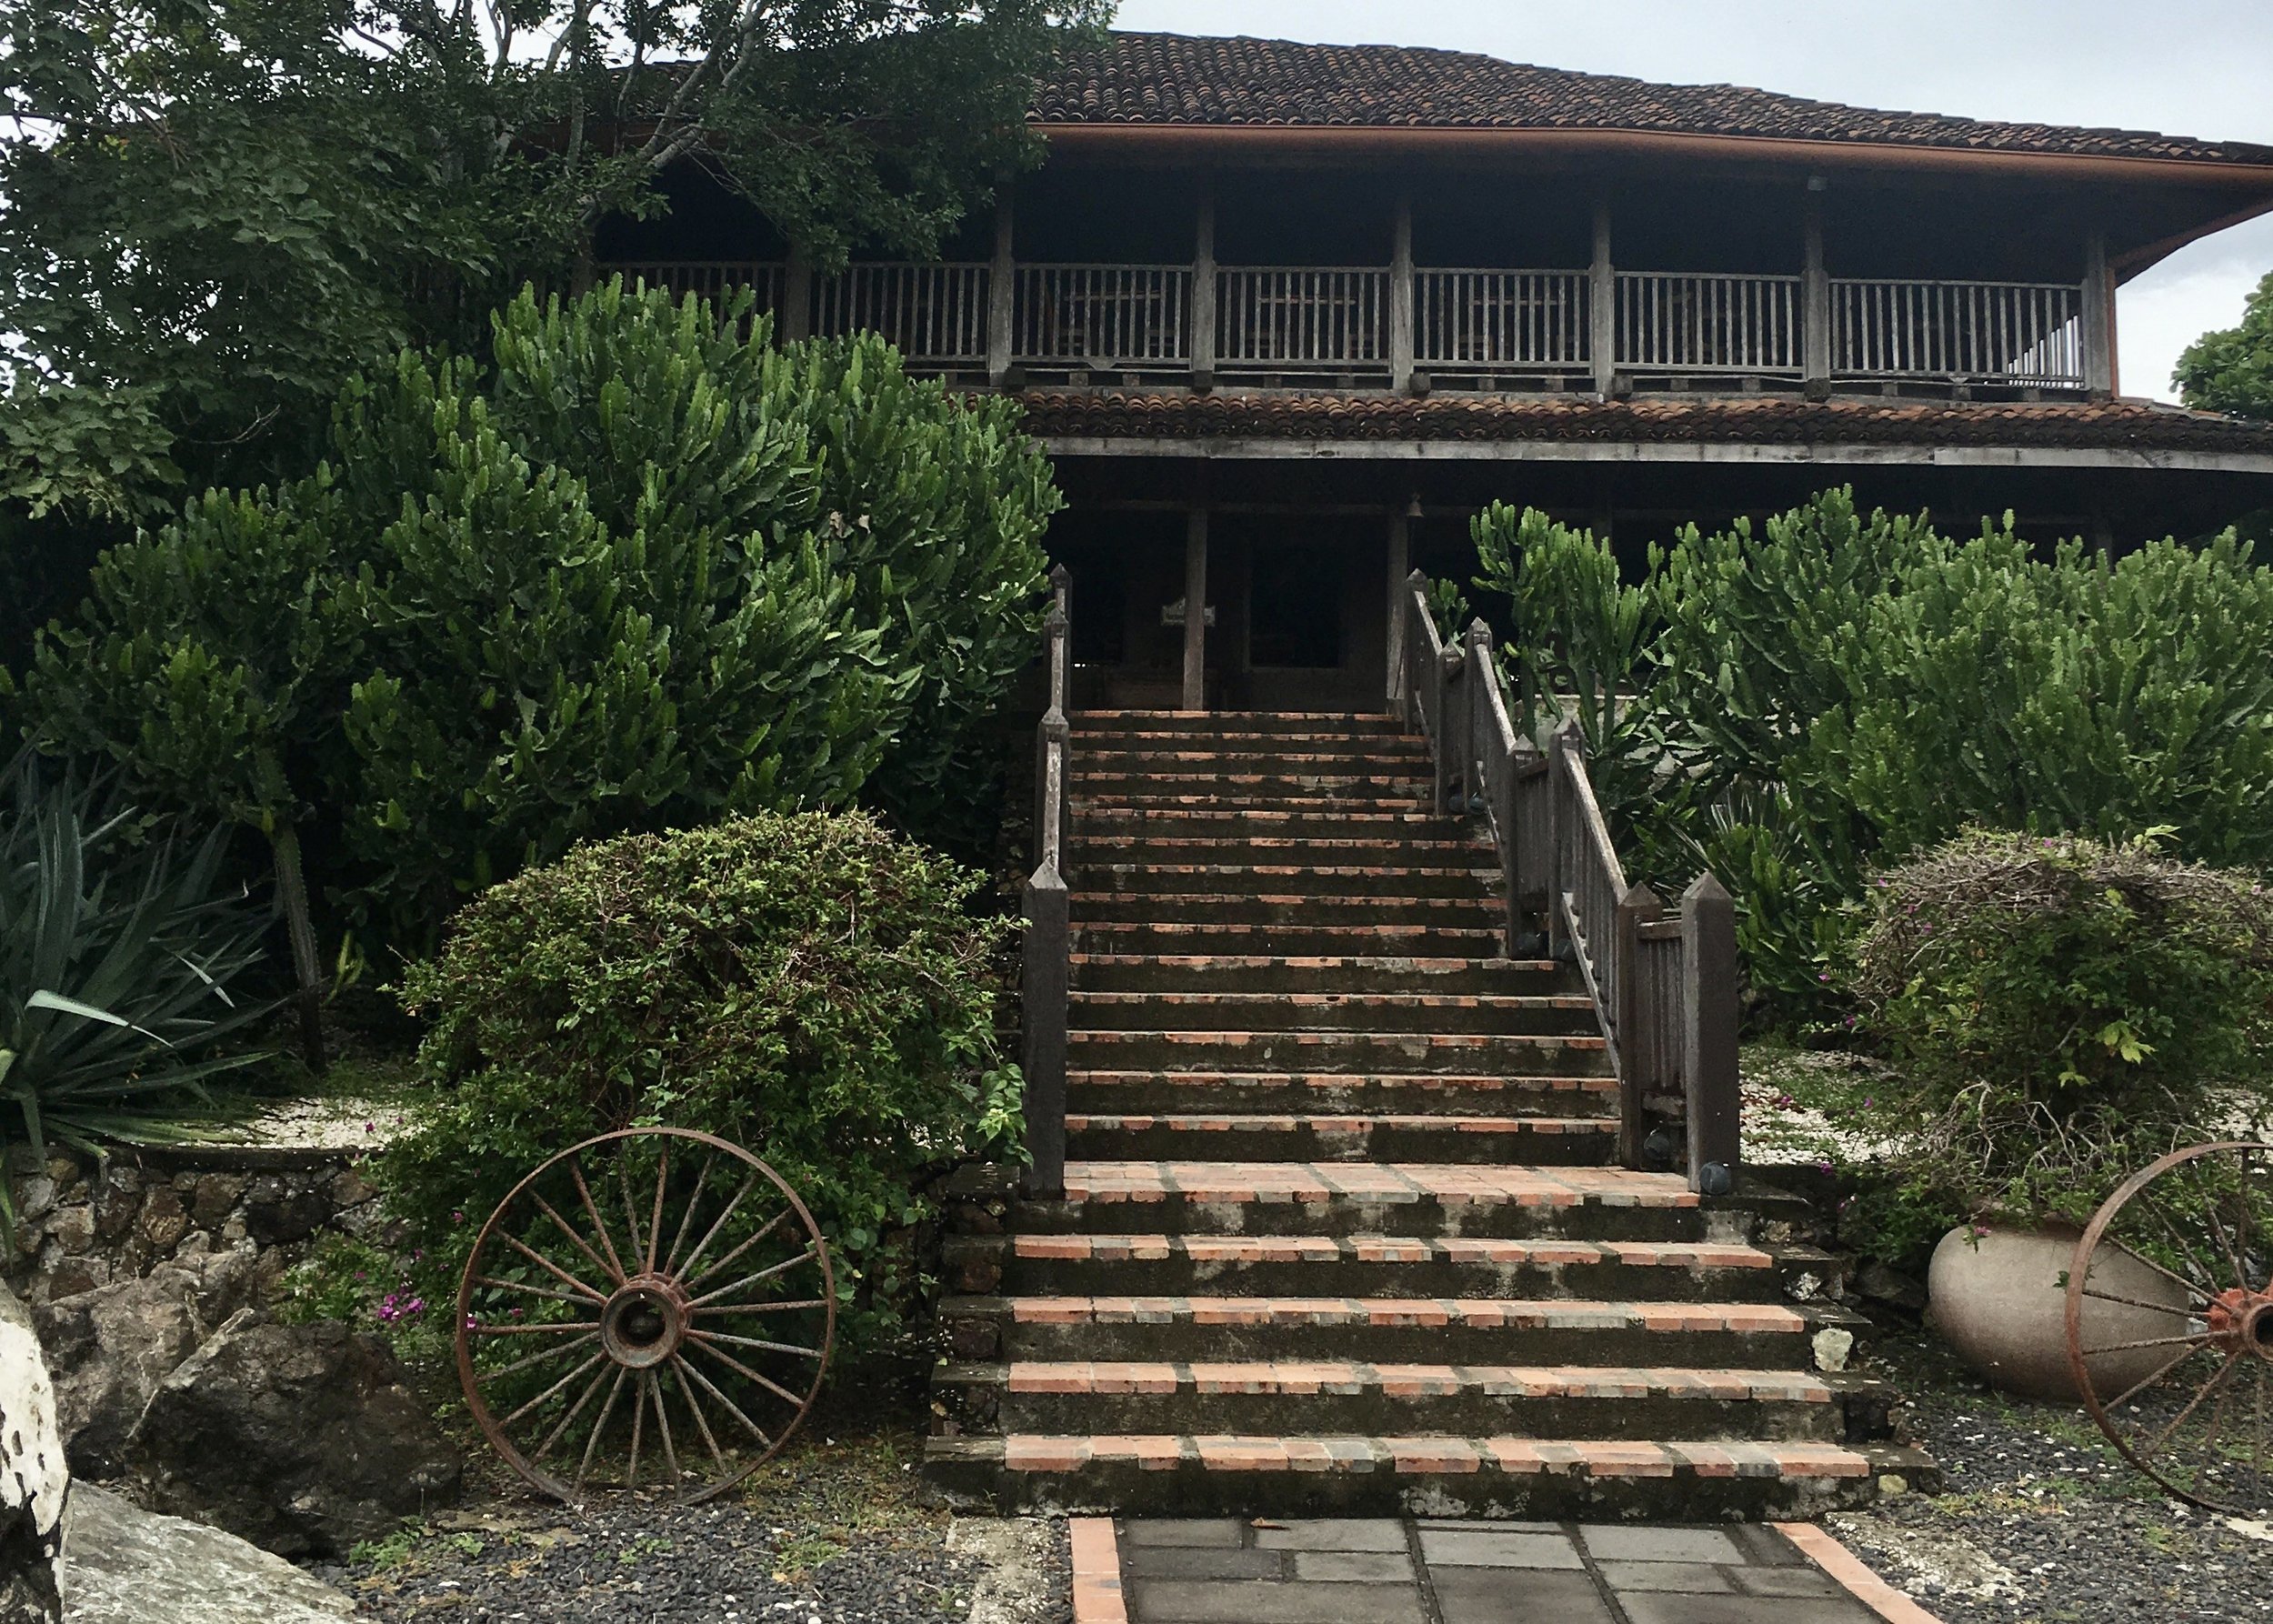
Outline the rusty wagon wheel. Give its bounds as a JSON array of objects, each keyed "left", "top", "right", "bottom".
[
  {"left": 455, "top": 1127, "right": 835, "bottom": 1505},
  {"left": 2065, "top": 1140, "right": 2273, "bottom": 1514}
]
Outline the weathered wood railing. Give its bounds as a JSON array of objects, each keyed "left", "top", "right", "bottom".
[
  {"left": 1397, "top": 572, "right": 1740, "bottom": 1193},
  {"left": 1020, "top": 565, "right": 1074, "bottom": 1198},
  {"left": 1416, "top": 269, "right": 1592, "bottom": 375},
  {"left": 1830, "top": 277, "right": 2085, "bottom": 386},
  {"left": 611, "top": 258, "right": 2103, "bottom": 396}
]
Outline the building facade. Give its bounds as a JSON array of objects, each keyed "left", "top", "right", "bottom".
[{"left": 603, "top": 31, "right": 2273, "bottom": 712}]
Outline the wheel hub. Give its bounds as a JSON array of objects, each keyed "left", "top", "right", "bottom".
[
  {"left": 2208, "top": 1288, "right": 2273, "bottom": 1359},
  {"left": 599, "top": 1275, "right": 689, "bottom": 1368}
]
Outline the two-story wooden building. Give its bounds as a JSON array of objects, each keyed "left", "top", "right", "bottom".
[{"left": 603, "top": 30, "right": 2273, "bottom": 714}]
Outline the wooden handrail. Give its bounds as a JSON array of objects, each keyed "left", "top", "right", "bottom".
[
  {"left": 1397, "top": 570, "right": 1742, "bottom": 1195},
  {"left": 1021, "top": 565, "right": 1073, "bottom": 1198}
]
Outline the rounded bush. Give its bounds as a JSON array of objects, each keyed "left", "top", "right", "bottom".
[{"left": 374, "top": 810, "right": 1019, "bottom": 1350}]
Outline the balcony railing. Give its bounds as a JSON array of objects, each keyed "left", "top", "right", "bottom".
[
  {"left": 1832, "top": 278, "right": 2084, "bottom": 387},
  {"left": 1416, "top": 269, "right": 1590, "bottom": 373},
  {"left": 1217, "top": 267, "right": 1390, "bottom": 370},
  {"left": 1017, "top": 265, "right": 1193, "bottom": 366},
  {"left": 1617, "top": 271, "right": 1803, "bottom": 376},
  {"left": 612, "top": 258, "right": 2102, "bottom": 394}
]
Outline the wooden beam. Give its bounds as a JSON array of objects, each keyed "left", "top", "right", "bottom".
[
  {"left": 1192, "top": 182, "right": 1218, "bottom": 389},
  {"left": 986, "top": 188, "right": 1016, "bottom": 386},
  {"left": 1589, "top": 197, "right": 1616, "bottom": 396},
  {"left": 1182, "top": 506, "right": 1208, "bottom": 711},
  {"left": 1389, "top": 193, "right": 1416, "bottom": 395}
]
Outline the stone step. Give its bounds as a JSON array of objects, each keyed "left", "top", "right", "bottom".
[
  {"left": 1065, "top": 1112, "right": 1617, "bottom": 1165},
  {"left": 946, "top": 1293, "right": 1815, "bottom": 1366},
  {"left": 1074, "top": 807, "right": 1467, "bottom": 840},
  {"left": 1068, "top": 991, "right": 1597, "bottom": 1038},
  {"left": 1069, "top": 921, "right": 1507, "bottom": 958},
  {"left": 1071, "top": 710, "right": 1408, "bottom": 737},
  {"left": 1075, "top": 728, "right": 1431, "bottom": 752},
  {"left": 1071, "top": 955, "right": 1564, "bottom": 997},
  {"left": 1066, "top": 1068, "right": 1618, "bottom": 1118},
  {"left": 1076, "top": 747, "right": 1434, "bottom": 772},
  {"left": 1083, "top": 862, "right": 1500, "bottom": 899},
  {"left": 1063, "top": 1028, "right": 1610, "bottom": 1076},
  {"left": 1071, "top": 771, "right": 1434, "bottom": 801},
  {"left": 1079, "top": 835, "right": 1495, "bottom": 870},
  {"left": 923, "top": 1434, "right": 1927, "bottom": 1519},
  {"left": 1016, "top": 1162, "right": 1715, "bottom": 1243},
  {"left": 947, "top": 1231, "right": 1807, "bottom": 1302},
  {"left": 936, "top": 1360, "right": 1867, "bottom": 1443},
  {"left": 1069, "top": 893, "right": 1497, "bottom": 929}
]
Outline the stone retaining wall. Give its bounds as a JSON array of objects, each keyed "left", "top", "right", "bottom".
[{"left": 5, "top": 1146, "right": 386, "bottom": 1310}]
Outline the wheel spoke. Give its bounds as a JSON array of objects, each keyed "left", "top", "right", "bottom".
[
  {"left": 627, "top": 1367, "right": 647, "bottom": 1490},
  {"left": 2078, "top": 1284, "right": 2194, "bottom": 1318},
  {"left": 689, "top": 1240, "right": 820, "bottom": 1308},
  {"left": 646, "top": 1145, "right": 671, "bottom": 1278},
  {"left": 668, "top": 1356, "right": 730, "bottom": 1471},
  {"left": 2101, "top": 1342, "right": 2207, "bottom": 1413},
  {"left": 675, "top": 1348, "right": 776, "bottom": 1449},
  {"left": 683, "top": 1208, "right": 794, "bottom": 1295},
  {"left": 2084, "top": 1329, "right": 2221, "bottom": 1357},
  {"left": 479, "top": 1330, "right": 600, "bottom": 1383},
  {"left": 691, "top": 1298, "right": 829, "bottom": 1318},
  {"left": 576, "top": 1368, "right": 632, "bottom": 1493},
  {"left": 649, "top": 1370, "right": 682, "bottom": 1488},
  {"left": 689, "top": 1327, "right": 826, "bottom": 1362},
  {"left": 2137, "top": 1188, "right": 2225, "bottom": 1298},
  {"left": 536, "top": 1363, "right": 614, "bottom": 1461},
  {"left": 617, "top": 1152, "right": 648, "bottom": 1280},
  {"left": 2143, "top": 1353, "right": 2241, "bottom": 1461},
  {"left": 661, "top": 1155, "right": 717, "bottom": 1278},
  {"left": 473, "top": 1273, "right": 597, "bottom": 1308},
  {"left": 526, "top": 1195, "right": 623, "bottom": 1292},
  {"left": 503, "top": 1352, "right": 609, "bottom": 1429},
  {"left": 469, "top": 1319, "right": 603, "bottom": 1336},
  {"left": 497, "top": 1229, "right": 611, "bottom": 1305},
  {"left": 2201, "top": 1188, "right": 2250, "bottom": 1298},
  {"left": 2109, "top": 1243, "right": 2217, "bottom": 1306},
  {"left": 569, "top": 1159, "right": 631, "bottom": 1284},
  {"left": 675, "top": 1174, "right": 759, "bottom": 1284},
  {"left": 685, "top": 1331, "right": 815, "bottom": 1407}
]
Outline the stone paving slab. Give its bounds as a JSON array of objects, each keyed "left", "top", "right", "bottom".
[{"left": 1111, "top": 1515, "right": 1900, "bottom": 1623}]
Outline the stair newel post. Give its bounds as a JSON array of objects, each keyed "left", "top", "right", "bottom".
[
  {"left": 1047, "top": 565, "right": 1072, "bottom": 867},
  {"left": 1614, "top": 886, "right": 1665, "bottom": 1170},
  {"left": 1680, "top": 872, "right": 1741, "bottom": 1196},
  {"left": 1398, "top": 569, "right": 1429, "bottom": 731},
  {"left": 1021, "top": 572, "right": 1073, "bottom": 1198},
  {"left": 1507, "top": 733, "right": 1545, "bottom": 952},
  {"left": 1545, "top": 720, "right": 1583, "bottom": 963}
]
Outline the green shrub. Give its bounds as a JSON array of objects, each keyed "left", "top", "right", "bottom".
[
  {"left": 371, "top": 810, "right": 1018, "bottom": 1352},
  {"left": 28, "top": 279, "right": 1060, "bottom": 954},
  {"left": 1841, "top": 828, "right": 2273, "bottom": 1234},
  {"left": 0, "top": 751, "right": 273, "bottom": 1213}
]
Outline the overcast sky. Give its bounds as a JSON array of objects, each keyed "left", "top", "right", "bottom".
[{"left": 1113, "top": 0, "right": 2273, "bottom": 402}]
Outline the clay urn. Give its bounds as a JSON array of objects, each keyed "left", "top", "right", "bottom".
[{"left": 1928, "top": 1221, "right": 2192, "bottom": 1402}]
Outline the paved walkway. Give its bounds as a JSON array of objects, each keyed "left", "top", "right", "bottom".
[{"left": 1106, "top": 1516, "right": 1898, "bottom": 1623}]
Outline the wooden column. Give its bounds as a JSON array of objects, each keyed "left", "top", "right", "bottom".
[
  {"left": 1801, "top": 182, "right": 1830, "bottom": 395},
  {"left": 1385, "top": 508, "right": 1410, "bottom": 707},
  {"left": 986, "top": 188, "right": 1016, "bottom": 386},
  {"left": 1681, "top": 873, "right": 1740, "bottom": 1196},
  {"left": 1191, "top": 183, "right": 1217, "bottom": 389},
  {"left": 2082, "top": 229, "right": 2116, "bottom": 397},
  {"left": 1389, "top": 193, "right": 1417, "bottom": 394},
  {"left": 1182, "top": 506, "right": 1208, "bottom": 712},
  {"left": 1589, "top": 197, "right": 1616, "bottom": 396},
  {"left": 781, "top": 245, "right": 814, "bottom": 343}
]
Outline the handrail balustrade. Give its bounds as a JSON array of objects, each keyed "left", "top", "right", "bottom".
[
  {"left": 1397, "top": 572, "right": 1740, "bottom": 1193},
  {"left": 604, "top": 256, "right": 2101, "bottom": 396},
  {"left": 1020, "top": 566, "right": 1074, "bottom": 1198}
]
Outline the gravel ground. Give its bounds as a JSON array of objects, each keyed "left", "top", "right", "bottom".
[
  {"left": 1839, "top": 1332, "right": 2273, "bottom": 1623},
  {"left": 329, "top": 1400, "right": 1066, "bottom": 1623}
]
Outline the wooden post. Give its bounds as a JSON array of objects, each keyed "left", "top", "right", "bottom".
[
  {"left": 1182, "top": 506, "right": 1208, "bottom": 712},
  {"left": 1614, "top": 887, "right": 1665, "bottom": 1169},
  {"left": 1389, "top": 192, "right": 1416, "bottom": 394},
  {"left": 2082, "top": 228, "right": 2115, "bottom": 397},
  {"left": 1192, "top": 182, "right": 1217, "bottom": 389},
  {"left": 1680, "top": 872, "right": 1741, "bottom": 1196},
  {"left": 1589, "top": 196, "right": 1616, "bottom": 396},
  {"left": 986, "top": 187, "right": 1016, "bottom": 386},
  {"left": 782, "top": 244, "right": 813, "bottom": 343},
  {"left": 1801, "top": 182, "right": 1830, "bottom": 396},
  {"left": 1020, "top": 857, "right": 1069, "bottom": 1198},
  {"left": 1386, "top": 510, "right": 1410, "bottom": 707}
]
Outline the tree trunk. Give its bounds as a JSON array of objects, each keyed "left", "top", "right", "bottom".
[{"left": 271, "top": 826, "right": 326, "bottom": 1073}]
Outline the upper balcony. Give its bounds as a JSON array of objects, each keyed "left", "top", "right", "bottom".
[{"left": 610, "top": 251, "right": 2105, "bottom": 401}]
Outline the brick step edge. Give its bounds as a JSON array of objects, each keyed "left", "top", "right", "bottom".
[{"left": 947, "top": 1360, "right": 1860, "bottom": 1405}]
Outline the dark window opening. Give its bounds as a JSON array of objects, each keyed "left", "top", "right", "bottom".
[{"left": 1249, "top": 548, "right": 1344, "bottom": 668}]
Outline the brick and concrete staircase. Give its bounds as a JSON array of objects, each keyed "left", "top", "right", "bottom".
[{"left": 926, "top": 710, "right": 1929, "bottom": 1517}]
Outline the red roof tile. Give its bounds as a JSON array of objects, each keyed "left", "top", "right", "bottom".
[
  {"left": 1036, "top": 33, "right": 2273, "bottom": 167},
  {"left": 1016, "top": 390, "right": 2273, "bottom": 455}
]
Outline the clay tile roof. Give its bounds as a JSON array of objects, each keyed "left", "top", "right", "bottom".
[
  {"left": 1034, "top": 32, "right": 2273, "bottom": 166},
  {"left": 1014, "top": 390, "right": 2273, "bottom": 456}
]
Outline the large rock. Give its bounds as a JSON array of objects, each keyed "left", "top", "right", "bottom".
[
  {"left": 127, "top": 1316, "right": 461, "bottom": 1558},
  {"left": 61, "top": 1484, "right": 354, "bottom": 1623},
  {"left": 0, "top": 1285, "right": 65, "bottom": 1622},
  {"left": 31, "top": 1248, "right": 256, "bottom": 1478}
]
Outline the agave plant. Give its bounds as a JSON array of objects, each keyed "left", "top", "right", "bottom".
[{"left": 0, "top": 751, "right": 275, "bottom": 1216}]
